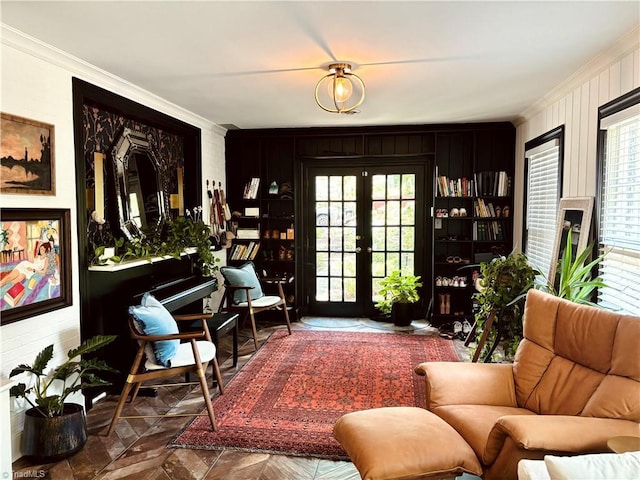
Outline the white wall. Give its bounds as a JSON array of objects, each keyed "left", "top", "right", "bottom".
[
  {"left": 513, "top": 27, "right": 640, "bottom": 249},
  {"left": 0, "top": 25, "right": 226, "bottom": 469}
]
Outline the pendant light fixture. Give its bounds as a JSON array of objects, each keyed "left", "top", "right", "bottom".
[{"left": 315, "top": 63, "right": 365, "bottom": 114}]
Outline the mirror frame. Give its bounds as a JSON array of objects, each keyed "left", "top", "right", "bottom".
[
  {"left": 111, "top": 128, "right": 169, "bottom": 241},
  {"left": 549, "top": 196, "right": 594, "bottom": 282}
]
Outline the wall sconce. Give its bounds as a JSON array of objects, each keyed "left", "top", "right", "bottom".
[{"left": 314, "top": 63, "right": 365, "bottom": 114}]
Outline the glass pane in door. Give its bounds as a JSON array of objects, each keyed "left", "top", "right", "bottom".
[
  {"left": 315, "top": 175, "right": 358, "bottom": 303},
  {"left": 371, "top": 174, "right": 416, "bottom": 305}
]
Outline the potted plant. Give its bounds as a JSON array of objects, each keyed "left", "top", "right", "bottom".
[
  {"left": 538, "top": 229, "right": 607, "bottom": 305},
  {"left": 10, "top": 335, "right": 117, "bottom": 461},
  {"left": 165, "top": 209, "right": 220, "bottom": 277},
  {"left": 375, "top": 270, "right": 423, "bottom": 326},
  {"left": 91, "top": 207, "right": 220, "bottom": 277},
  {"left": 473, "top": 253, "right": 537, "bottom": 360}
]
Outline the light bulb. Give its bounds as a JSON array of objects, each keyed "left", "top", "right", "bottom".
[{"left": 329, "top": 75, "right": 353, "bottom": 103}]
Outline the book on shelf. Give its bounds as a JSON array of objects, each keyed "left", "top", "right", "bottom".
[
  {"left": 476, "top": 171, "right": 511, "bottom": 197},
  {"left": 243, "top": 177, "right": 261, "bottom": 200},
  {"left": 436, "top": 174, "right": 473, "bottom": 197},
  {"left": 229, "top": 241, "right": 261, "bottom": 261}
]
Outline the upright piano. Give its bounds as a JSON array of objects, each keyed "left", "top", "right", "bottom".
[{"left": 84, "top": 254, "right": 219, "bottom": 406}]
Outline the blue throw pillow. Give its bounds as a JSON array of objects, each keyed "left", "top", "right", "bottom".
[
  {"left": 220, "top": 262, "right": 264, "bottom": 305},
  {"left": 128, "top": 293, "right": 179, "bottom": 367}
]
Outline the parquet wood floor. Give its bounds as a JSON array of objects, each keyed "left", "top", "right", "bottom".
[{"left": 12, "top": 317, "right": 470, "bottom": 480}]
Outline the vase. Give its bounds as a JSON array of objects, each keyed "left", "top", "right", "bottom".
[{"left": 21, "top": 403, "right": 88, "bottom": 462}]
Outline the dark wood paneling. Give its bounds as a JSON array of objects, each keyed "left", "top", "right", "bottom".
[
  {"left": 226, "top": 122, "right": 515, "bottom": 318},
  {"left": 72, "top": 78, "right": 205, "bottom": 406}
]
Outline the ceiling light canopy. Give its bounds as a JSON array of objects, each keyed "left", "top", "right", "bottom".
[{"left": 315, "top": 63, "right": 365, "bottom": 114}]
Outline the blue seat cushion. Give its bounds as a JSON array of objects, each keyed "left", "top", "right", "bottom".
[
  {"left": 220, "top": 262, "right": 264, "bottom": 305},
  {"left": 128, "top": 293, "right": 179, "bottom": 367}
]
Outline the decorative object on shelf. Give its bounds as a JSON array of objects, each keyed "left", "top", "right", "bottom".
[
  {"left": 278, "top": 181, "right": 294, "bottom": 199},
  {"left": 1, "top": 113, "right": 55, "bottom": 195},
  {"left": 314, "top": 63, "right": 365, "bottom": 114},
  {"left": 10, "top": 335, "right": 117, "bottom": 461},
  {"left": 1, "top": 208, "right": 72, "bottom": 325},
  {"left": 375, "top": 270, "right": 423, "bottom": 327},
  {"left": 268, "top": 181, "right": 279, "bottom": 195}
]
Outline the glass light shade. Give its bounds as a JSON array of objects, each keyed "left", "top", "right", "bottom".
[
  {"left": 315, "top": 63, "right": 365, "bottom": 114},
  {"left": 329, "top": 75, "right": 353, "bottom": 103}
]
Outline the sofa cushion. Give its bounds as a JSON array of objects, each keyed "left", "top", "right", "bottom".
[
  {"left": 544, "top": 451, "right": 640, "bottom": 480},
  {"left": 515, "top": 290, "right": 640, "bottom": 421},
  {"left": 432, "top": 404, "right": 535, "bottom": 465},
  {"left": 220, "top": 262, "right": 264, "bottom": 305},
  {"left": 129, "top": 293, "right": 179, "bottom": 367},
  {"left": 333, "top": 406, "right": 483, "bottom": 479}
]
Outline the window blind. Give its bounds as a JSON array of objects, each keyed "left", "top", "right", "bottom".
[
  {"left": 598, "top": 110, "right": 640, "bottom": 315},
  {"left": 525, "top": 141, "right": 560, "bottom": 278}
]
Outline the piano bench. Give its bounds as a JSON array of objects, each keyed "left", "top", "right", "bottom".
[{"left": 187, "top": 312, "right": 239, "bottom": 367}]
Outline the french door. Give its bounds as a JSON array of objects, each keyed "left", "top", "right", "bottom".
[{"left": 305, "top": 161, "right": 428, "bottom": 316}]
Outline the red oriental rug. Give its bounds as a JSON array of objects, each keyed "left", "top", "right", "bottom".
[{"left": 169, "top": 329, "right": 459, "bottom": 459}]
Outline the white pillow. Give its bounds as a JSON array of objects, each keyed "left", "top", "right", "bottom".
[{"left": 545, "top": 451, "right": 640, "bottom": 480}]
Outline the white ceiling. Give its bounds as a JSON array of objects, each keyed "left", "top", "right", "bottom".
[{"left": 1, "top": 1, "right": 638, "bottom": 130}]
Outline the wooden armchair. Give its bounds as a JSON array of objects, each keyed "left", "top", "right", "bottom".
[
  {"left": 220, "top": 262, "right": 292, "bottom": 350},
  {"left": 107, "top": 296, "right": 224, "bottom": 435}
]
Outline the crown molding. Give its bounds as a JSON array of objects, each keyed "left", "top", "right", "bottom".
[
  {"left": 515, "top": 25, "right": 639, "bottom": 126},
  {"left": 1, "top": 24, "right": 227, "bottom": 137}
]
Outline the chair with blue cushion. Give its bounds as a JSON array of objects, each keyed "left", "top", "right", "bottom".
[
  {"left": 220, "top": 262, "right": 292, "bottom": 350},
  {"left": 106, "top": 293, "right": 224, "bottom": 435}
]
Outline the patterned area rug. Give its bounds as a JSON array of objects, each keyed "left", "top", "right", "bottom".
[{"left": 169, "top": 330, "right": 459, "bottom": 459}]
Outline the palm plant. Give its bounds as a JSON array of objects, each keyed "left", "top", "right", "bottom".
[{"left": 539, "top": 229, "right": 607, "bottom": 306}]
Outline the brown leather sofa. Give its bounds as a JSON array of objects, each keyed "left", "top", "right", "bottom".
[{"left": 414, "top": 289, "right": 640, "bottom": 480}]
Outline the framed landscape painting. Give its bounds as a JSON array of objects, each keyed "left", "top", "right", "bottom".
[
  {"left": 0, "top": 208, "right": 71, "bottom": 325},
  {"left": 0, "top": 113, "right": 56, "bottom": 195}
]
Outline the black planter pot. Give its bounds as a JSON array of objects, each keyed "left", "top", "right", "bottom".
[
  {"left": 22, "top": 403, "right": 87, "bottom": 462},
  {"left": 391, "top": 302, "right": 414, "bottom": 327}
]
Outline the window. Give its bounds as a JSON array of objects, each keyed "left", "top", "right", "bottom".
[
  {"left": 523, "top": 127, "right": 564, "bottom": 279},
  {"left": 597, "top": 88, "right": 640, "bottom": 315}
]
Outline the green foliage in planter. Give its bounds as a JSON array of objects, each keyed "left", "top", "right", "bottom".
[
  {"left": 538, "top": 229, "right": 607, "bottom": 306},
  {"left": 375, "top": 270, "right": 422, "bottom": 314},
  {"left": 90, "top": 210, "right": 220, "bottom": 277},
  {"left": 474, "top": 253, "right": 537, "bottom": 360},
  {"left": 10, "top": 335, "right": 117, "bottom": 418},
  {"left": 165, "top": 214, "right": 220, "bottom": 277}
]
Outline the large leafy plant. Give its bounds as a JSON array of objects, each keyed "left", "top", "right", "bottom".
[
  {"left": 164, "top": 214, "right": 220, "bottom": 277},
  {"left": 91, "top": 208, "right": 220, "bottom": 277},
  {"left": 375, "top": 270, "right": 422, "bottom": 314},
  {"left": 10, "top": 335, "right": 117, "bottom": 418},
  {"left": 539, "top": 229, "right": 607, "bottom": 306},
  {"left": 474, "top": 253, "right": 537, "bottom": 359}
]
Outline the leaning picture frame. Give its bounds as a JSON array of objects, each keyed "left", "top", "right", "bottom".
[
  {"left": 0, "top": 208, "right": 72, "bottom": 325},
  {"left": 1, "top": 113, "right": 56, "bottom": 195},
  {"left": 549, "top": 197, "right": 594, "bottom": 284}
]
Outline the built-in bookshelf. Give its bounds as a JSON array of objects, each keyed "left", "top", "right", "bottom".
[{"left": 432, "top": 130, "right": 514, "bottom": 327}]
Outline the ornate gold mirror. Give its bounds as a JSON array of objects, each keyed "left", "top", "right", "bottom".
[{"left": 111, "top": 128, "right": 169, "bottom": 241}]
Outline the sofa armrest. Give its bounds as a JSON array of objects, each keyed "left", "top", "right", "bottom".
[
  {"left": 414, "top": 362, "right": 517, "bottom": 409},
  {"left": 485, "top": 415, "right": 640, "bottom": 461}
]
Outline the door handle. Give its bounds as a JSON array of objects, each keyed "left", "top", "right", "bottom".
[{"left": 355, "top": 247, "right": 362, "bottom": 253}]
